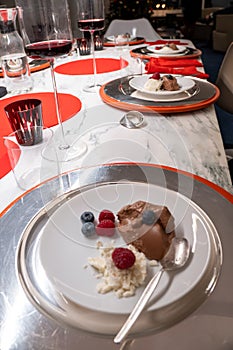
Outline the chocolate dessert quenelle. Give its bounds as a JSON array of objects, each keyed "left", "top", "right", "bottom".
[
  {"left": 117, "top": 200, "right": 175, "bottom": 260},
  {"left": 162, "top": 75, "right": 180, "bottom": 91}
]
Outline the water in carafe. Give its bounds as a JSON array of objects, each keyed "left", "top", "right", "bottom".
[{"left": 0, "top": 7, "right": 33, "bottom": 94}]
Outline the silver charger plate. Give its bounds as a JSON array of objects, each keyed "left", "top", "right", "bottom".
[
  {"left": 100, "top": 76, "right": 219, "bottom": 113},
  {"left": 16, "top": 164, "right": 222, "bottom": 337}
]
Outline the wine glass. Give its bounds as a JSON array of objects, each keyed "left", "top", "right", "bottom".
[
  {"left": 76, "top": 0, "right": 105, "bottom": 93},
  {"left": 15, "top": 0, "right": 87, "bottom": 161}
]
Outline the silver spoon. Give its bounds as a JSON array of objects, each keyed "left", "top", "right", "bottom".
[
  {"left": 120, "top": 111, "right": 144, "bottom": 129},
  {"left": 114, "top": 237, "right": 190, "bottom": 344}
]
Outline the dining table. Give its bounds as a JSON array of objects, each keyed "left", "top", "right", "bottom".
[{"left": 0, "top": 37, "right": 233, "bottom": 350}]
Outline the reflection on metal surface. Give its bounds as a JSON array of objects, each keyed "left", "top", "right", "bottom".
[
  {"left": 0, "top": 164, "right": 232, "bottom": 349},
  {"left": 183, "top": 84, "right": 200, "bottom": 98},
  {"left": 1, "top": 289, "right": 29, "bottom": 350}
]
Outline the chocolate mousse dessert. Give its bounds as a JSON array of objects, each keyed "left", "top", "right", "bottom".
[
  {"left": 167, "top": 43, "right": 178, "bottom": 51},
  {"left": 162, "top": 75, "right": 180, "bottom": 91},
  {"left": 117, "top": 201, "right": 175, "bottom": 261}
]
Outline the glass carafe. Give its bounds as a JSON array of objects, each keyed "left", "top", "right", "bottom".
[{"left": 0, "top": 8, "right": 33, "bottom": 94}]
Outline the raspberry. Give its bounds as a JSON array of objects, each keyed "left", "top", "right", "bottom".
[
  {"left": 96, "top": 219, "right": 115, "bottom": 237},
  {"left": 99, "top": 209, "right": 115, "bottom": 223},
  {"left": 112, "top": 248, "right": 136, "bottom": 270},
  {"left": 151, "top": 72, "right": 160, "bottom": 80}
]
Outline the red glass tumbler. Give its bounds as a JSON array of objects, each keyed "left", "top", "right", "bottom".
[{"left": 4, "top": 98, "right": 43, "bottom": 146}]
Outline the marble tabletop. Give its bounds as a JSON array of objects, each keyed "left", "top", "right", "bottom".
[{"left": 0, "top": 44, "right": 232, "bottom": 213}]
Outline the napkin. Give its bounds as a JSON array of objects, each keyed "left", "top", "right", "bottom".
[
  {"left": 145, "top": 58, "right": 209, "bottom": 79},
  {"left": 146, "top": 58, "right": 203, "bottom": 67},
  {"left": 145, "top": 40, "right": 189, "bottom": 46}
]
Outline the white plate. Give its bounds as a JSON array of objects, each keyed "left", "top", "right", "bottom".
[
  {"left": 148, "top": 44, "right": 187, "bottom": 55},
  {"left": 129, "top": 74, "right": 195, "bottom": 96},
  {"left": 130, "top": 89, "right": 197, "bottom": 102},
  {"left": 38, "top": 182, "right": 213, "bottom": 315},
  {"left": 106, "top": 35, "right": 136, "bottom": 42}
]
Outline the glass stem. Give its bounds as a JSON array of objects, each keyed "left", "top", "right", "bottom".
[
  {"left": 50, "top": 60, "right": 70, "bottom": 150},
  {"left": 90, "top": 30, "right": 97, "bottom": 88}
]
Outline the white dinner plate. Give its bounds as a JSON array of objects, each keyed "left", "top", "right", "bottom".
[
  {"left": 106, "top": 35, "right": 136, "bottom": 42},
  {"left": 148, "top": 44, "right": 187, "bottom": 55},
  {"left": 38, "top": 182, "right": 214, "bottom": 315},
  {"left": 129, "top": 74, "right": 195, "bottom": 96},
  {"left": 130, "top": 88, "right": 198, "bottom": 102}
]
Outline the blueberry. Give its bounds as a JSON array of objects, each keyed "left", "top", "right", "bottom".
[
  {"left": 132, "top": 217, "right": 142, "bottom": 229},
  {"left": 80, "top": 211, "right": 95, "bottom": 223},
  {"left": 142, "top": 210, "right": 156, "bottom": 225},
  {"left": 81, "top": 222, "right": 96, "bottom": 237}
]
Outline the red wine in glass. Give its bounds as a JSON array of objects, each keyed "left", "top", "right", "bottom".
[
  {"left": 25, "top": 40, "right": 73, "bottom": 58},
  {"left": 76, "top": 0, "right": 105, "bottom": 92},
  {"left": 78, "top": 18, "right": 104, "bottom": 31}
]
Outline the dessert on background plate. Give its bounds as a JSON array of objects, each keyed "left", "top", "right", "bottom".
[
  {"left": 144, "top": 73, "right": 180, "bottom": 92},
  {"left": 153, "top": 43, "right": 179, "bottom": 53},
  {"left": 148, "top": 44, "right": 187, "bottom": 55},
  {"left": 106, "top": 33, "right": 135, "bottom": 43},
  {"left": 129, "top": 73, "right": 195, "bottom": 96}
]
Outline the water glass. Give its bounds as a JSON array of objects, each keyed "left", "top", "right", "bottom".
[
  {"left": 4, "top": 98, "right": 43, "bottom": 146},
  {"left": 4, "top": 127, "right": 56, "bottom": 190}
]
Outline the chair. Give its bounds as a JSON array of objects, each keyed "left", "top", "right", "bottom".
[
  {"left": 215, "top": 41, "right": 233, "bottom": 115},
  {"left": 104, "top": 17, "right": 162, "bottom": 41},
  {"left": 212, "top": 14, "right": 233, "bottom": 52},
  {"left": 215, "top": 42, "right": 233, "bottom": 163}
]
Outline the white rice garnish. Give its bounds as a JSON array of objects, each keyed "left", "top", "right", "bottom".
[
  {"left": 88, "top": 244, "right": 147, "bottom": 298},
  {"left": 144, "top": 78, "right": 163, "bottom": 91},
  {"left": 158, "top": 45, "right": 175, "bottom": 53}
]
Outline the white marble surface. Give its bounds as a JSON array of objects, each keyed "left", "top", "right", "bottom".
[{"left": 0, "top": 44, "right": 232, "bottom": 213}]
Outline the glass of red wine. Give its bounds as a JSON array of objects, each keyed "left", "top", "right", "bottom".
[
  {"left": 15, "top": 0, "right": 87, "bottom": 161},
  {"left": 77, "top": 0, "right": 105, "bottom": 93}
]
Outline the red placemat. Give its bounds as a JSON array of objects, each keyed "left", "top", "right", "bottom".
[
  {"left": 0, "top": 92, "right": 81, "bottom": 179},
  {"left": 55, "top": 58, "right": 128, "bottom": 75}
]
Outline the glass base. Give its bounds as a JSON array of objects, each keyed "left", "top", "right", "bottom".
[
  {"left": 83, "top": 83, "right": 102, "bottom": 93},
  {"left": 15, "top": 166, "right": 42, "bottom": 191},
  {"left": 42, "top": 139, "right": 87, "bottom": 163}
]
